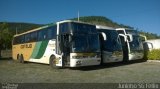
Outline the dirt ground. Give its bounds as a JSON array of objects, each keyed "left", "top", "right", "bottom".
[{"left": 0, "top": 59, "right": 160, "bottom": 83}]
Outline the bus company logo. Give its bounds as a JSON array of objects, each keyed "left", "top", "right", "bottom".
[
  {"left": 20, "top": 44, "right": 32, "bottom": 49},
  {"left": 48, "top": 43, "right": 55, "bottom": 47}
]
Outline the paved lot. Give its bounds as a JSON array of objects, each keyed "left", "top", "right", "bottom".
[{"left": 0, "top": 59, "right": 160, "bottom": 83}]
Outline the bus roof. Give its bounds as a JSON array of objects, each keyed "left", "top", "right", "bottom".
[
  {"left": 96, "top": 25, "right": 115, "bottom": 30},
  {"left": 116, "top": 28, "right": 133, "bottom": 31},
  {"left": 13, "top": 24, "right": 55, "bottom": 37},
  {"left": 14, "top": 20, "right": 95, "bottom": 37},
  {"left": 57, "top": 20, "right": 95, "bottom": 26}
]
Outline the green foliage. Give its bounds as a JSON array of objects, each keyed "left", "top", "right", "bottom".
[
  {"left": 0, "top": 22, "right": 42, "bottom": 49},
  {"left": 0, "top": 22, "right": 43, "bottom": 35},
  {"left": 147, "top": 49, "right": 160, "bottom": 60},
  {"left": 139, "top": 30, "right": 160, "bottom": 40},
  {"left": 0, "top": 16, "right": 160, "bottom": 50},
  {"left": 72, "top": 16, "right": 133, "bottom": 28},
  {"left": 0, "top": 22, "right": 12, "bottom": 49}
]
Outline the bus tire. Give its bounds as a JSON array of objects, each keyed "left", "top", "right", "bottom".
[
  {"left": 49, "top": 55, "right": 57, "bottom": 69},
  {"left": 17, "top": 54, "right": 21, "bottom": 63},
  {"left": 100, "top": 58, "right": 104, "bottom": 65},
  {"left": 20, "top": 55, "right": 24, "bottom": 63},
  {"left": 18, "top": 54, "right": 24, "bottom": 63},
  {"left": 122, "top": 57, "right": 129, "bottom": 63},
  {"left": 17, "top": 54, "right": 19, "bottom": 60}
]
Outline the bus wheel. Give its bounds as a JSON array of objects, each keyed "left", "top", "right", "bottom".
[
  {"left": 100, "top": 58, "right": 104, "bottom": 65},
  {"left": 17, "top": 54, "right": 19, "bottom": 60},
  {"left": 18, "top": 54, "right": 24, "bottom": 63},
  {"left": 21, "top": 55, "right": 24, "bottom": 63},
  {"left": 122, "top": 57, "right": 129, "bottom": 63},
  {"left": 49, "top": 56, "right": 57, "bottom": 68}
]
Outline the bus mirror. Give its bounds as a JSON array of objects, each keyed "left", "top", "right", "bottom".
[
  {"left": 69, "top": 34, "right": 72, "bottom": 42},
  {"left": 101, "top": 32, "right": 107, "bottom": 41},
  {"left": 144, "top": 42, "right": 153, "bottom": 50},
  {"left": 119, "top": 34, "right": 127, "bottom": 42},
  {"left": 126, "top": 34, "right": 133, "bottom": 42},
  {"left": 140, "top": 35, "right": 147, "bottom": 42}
]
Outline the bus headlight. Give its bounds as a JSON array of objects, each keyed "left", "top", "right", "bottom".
[
  {"left": 72, "top": 56, "right": 86, "bottom": 59},
  {"left": 72, "top": 53, "right": 101, "bottom": 59},
  {"left": 76, "top": 61, "right": 82, "bottom": 65},
  {"left": 96, "top": 53, "right": 101, "bottom": 58}
]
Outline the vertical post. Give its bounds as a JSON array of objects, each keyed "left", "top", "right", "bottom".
[
  {"left": 78, "top": 11, "right": 79, "bottom": 22},
  {"left": 16, "top": 27, "right": 17, "bottom": 34}
]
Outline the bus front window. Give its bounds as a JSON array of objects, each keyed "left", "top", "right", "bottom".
[
  {"left": 102, "top": 30, "right": 122, "bottom": 52},
  {"left": 88, "top": 34, "right": 100, "bottom": 52},
  {"left": 71, "top": 34, "right": 100, "bottom": 53},
  {"left": 129, "top": 35, "right": 142, "bottom": 50},
  {"left": 72, "top": 35, "right": 88, "bottom": 52},
  {"left": 70, "top": 22, "right": 100, "bottom": 53}
]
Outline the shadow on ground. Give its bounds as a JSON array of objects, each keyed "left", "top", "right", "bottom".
[{"left": 70, "top": 59, "right": 147, "bottom": 71}]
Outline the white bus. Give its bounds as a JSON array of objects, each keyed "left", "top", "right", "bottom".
[
  {"left": 12, "top": 20, "right": 101, "bottom": 68},
  {"left": 116, "top": 28, "right": 144, "bottom": 61},
  {"left": 96, "top": 25, "right": 124, "bottom": 63},
  {"left": 143, "top": 39, "right": 160, "bottom": 51}
]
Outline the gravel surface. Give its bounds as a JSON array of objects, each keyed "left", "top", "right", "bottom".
[{"left": 0, "top": 59, "right": 160, "bottom": 83}]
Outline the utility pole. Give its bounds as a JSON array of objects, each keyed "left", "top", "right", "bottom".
[
  {"left": 78, "top": 11, "right": 80, "bottom": 22},
  {"left": 16, "top": 27, "right": 17, "bottom": 34}
]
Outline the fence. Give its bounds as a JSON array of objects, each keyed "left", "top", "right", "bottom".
[{"left": 1, "top": 50, "right": 12, "bottom": 58}]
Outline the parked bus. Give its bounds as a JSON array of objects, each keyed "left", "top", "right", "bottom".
[
  {"left": 116, "top": 28, "right": 144, "bottom": 62},
  {"left": 143, "top": 39, "right": 160, "bottom": 51},
  {"left": 96, "top": 25, "right": 124, "bottom": 63},
  {"left": 12, "top": 20, "right": 101, "bottom": 68}
]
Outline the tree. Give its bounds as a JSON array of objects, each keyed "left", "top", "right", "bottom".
[{"left": 0, "top": 22, "right": 12, "bottom": 58}]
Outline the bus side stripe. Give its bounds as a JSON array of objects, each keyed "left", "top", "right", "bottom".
[
  {"left": 35, "top": 40, "right": 49, "bottom": 59},
  {"left": 30, "top": 42, "right": 42, "bottom": 58}
]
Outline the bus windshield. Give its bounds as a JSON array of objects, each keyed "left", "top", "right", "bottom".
[
  {"left": 126, "top": 29, "right": 138, "bottom": 35},
  {"left": 102, "top": 30, "right": 122, "bottom": 52},
  {"left": 125, "top": 30, "right": 143, "bottom": 50},
  {"left": 70, "top": 22, "right": 100, "bottom": 53},
  {"left": 71, "top": 22, "right": 97, "bottom": 34},
  {"left": 129, "top": 35, "right": 143, "bottom": 50},
  {"left": 71, "top": 34, "right": 100, "bottom": 53}
]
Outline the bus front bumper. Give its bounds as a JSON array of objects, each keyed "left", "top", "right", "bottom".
[{"left": 70, "top": 58, "right": 101, "bottom": 67}]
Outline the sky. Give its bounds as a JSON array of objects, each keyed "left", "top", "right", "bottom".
[{"left": 0, "top": 0, "right": 160, "bottom": 35}]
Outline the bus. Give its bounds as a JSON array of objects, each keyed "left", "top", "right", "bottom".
[
  {"left": 12, "top": 20, "right": 101, "bottom": 68},
  {"left": 116, "top": 28, "right": 144, "bottom": 62},
  {"left": 96, "top": 25, "right": 124, "bottom": 63}
]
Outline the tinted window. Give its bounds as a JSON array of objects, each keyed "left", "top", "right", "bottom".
[
  {"left": 126, "top": 30, "right": 138, "bottom": 35},
  {"left": 25, "top": 33, "right": 31, "bottom": 42},
  {"left": 99, "top": 29, "right": 122, "bottom": 52},
  {"left": 48, "top": 26, "right": 57, "bottom": 39},
  {"left": 59, "top": 23, "right": 69, "bottom": 34},
  {"left": 38, "top": 29, "right": 47, "bottom": 41},
  {"left": 30, "top": 32, "right": 37, "bottom": 42},
  {"left": 71, "top": 22, "right": 96, "bottom": 34},
  {"left": 117, "top": 30, "right": 125, "bottom": 34},
  {"left": 19, "top": 35, "right": 25, "bottom": 43},
  {"left": 13, "top": 35, "right": 25, "bottom": 45}
]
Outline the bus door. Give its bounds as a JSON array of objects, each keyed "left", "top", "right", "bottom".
[
  {"left": 119, "top": 35, "right": 129, "bottom": 62},
  {"left": 60, "top": 34, "right": 71, "bottom": 67}
]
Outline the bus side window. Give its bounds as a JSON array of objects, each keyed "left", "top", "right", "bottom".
[
  {"left": 30, "top": 32, "right": 37, "bottom": 42},
  {"left": 20, "top": 35, "right": 25, "bottom": 43},
  {"left": 48, "top": 26, "right": 57, "bottom": 39},
  {"left": 13, "top": 37, "right": 18, "bottom": 45},
  {"left": 38, "top": 29, "right": 47, "bottom": 41},
  {"left": 25, "top": 34, "right": 31, "bottom": 43},
  {"left": 59, "top": 23, "right": 69, "bottom": 34}
]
